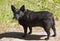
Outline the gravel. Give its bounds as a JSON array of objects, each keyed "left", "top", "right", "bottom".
[{"left": 0, "top": 21, "right": 60, "bottom": 41}]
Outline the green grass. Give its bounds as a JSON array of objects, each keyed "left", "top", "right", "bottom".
[{"left": 0, "top": 0, "right": 60, "bottom": 27}]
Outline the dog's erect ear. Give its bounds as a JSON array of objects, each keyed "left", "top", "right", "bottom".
[
  {"left": 11, "top": 5, "right": 16, "bottom": 13},
  {"left": 20, "top": 5, "right": 25, "bottom": 12}
]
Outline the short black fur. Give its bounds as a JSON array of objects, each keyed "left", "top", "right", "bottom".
[{"left": 11, "top": 5, "right": 56, "bottom": 40}]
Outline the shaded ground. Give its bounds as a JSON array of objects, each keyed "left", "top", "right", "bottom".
[{"left": 0, "top": 21, "right": 60, "bottom": 41}]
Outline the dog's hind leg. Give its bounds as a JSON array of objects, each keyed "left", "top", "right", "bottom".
[
  {"left": 51, "top": 17, "right": 56, "bottom": 37},
  {"left": 51, "top": 25, "right": 56, "bottom": 37},
  {"left": 43, "top": 26, "right": 50, "bottom": 40}
]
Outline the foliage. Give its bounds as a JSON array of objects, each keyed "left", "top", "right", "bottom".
[{"left": 0, "top": 0, "right": 60, "bottom": 27}]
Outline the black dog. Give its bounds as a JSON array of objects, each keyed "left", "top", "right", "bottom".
[{"left": 11, "top": 5, "right": 56, "bottom": 40}]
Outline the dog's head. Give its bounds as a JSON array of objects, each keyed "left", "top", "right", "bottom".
[{"left": 11, "top": 5, "right": 25, "bottom": 20}]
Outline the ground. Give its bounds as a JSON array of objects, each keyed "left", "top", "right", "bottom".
[{"left": 0, "top": 21, "right": 60, "bottom": 41}]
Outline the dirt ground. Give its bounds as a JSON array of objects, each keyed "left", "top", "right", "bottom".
[{"left": 0, "top": 21, "right": 60, "bottom": 41}]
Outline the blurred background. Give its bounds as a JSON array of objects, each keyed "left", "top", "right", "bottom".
[
  {"left": 0, "top": 0, "right": 60, "bottom": 41},
  {"left": 0, "top": 0, "right": 60, "bottom": 32}
]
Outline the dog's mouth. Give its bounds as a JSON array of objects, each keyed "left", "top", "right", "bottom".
[
  {"left": 12, "top": 17, "right": 17, "bottom": 20},
  {"left": 13, "top": 17, "right": 15, "bottom": 19},
  {"left": 12, "top": 17, "right": 19, "bottom": 20}
]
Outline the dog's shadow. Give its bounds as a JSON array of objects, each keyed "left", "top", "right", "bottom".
[{"left": 0, "top": 32, "right": 46, "bottom": 40}]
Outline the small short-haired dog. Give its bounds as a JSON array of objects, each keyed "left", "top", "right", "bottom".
[{"left": 11, "top": 5, "right": 56, "bottom": 40}]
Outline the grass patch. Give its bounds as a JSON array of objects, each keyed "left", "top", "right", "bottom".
[{"left": 0, "top": 0, "right": 60, "bottom": 27}]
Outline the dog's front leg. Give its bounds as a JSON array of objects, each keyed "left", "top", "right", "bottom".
[{"left": 22, "top": 26, "right": 27, "bottom": 37}]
